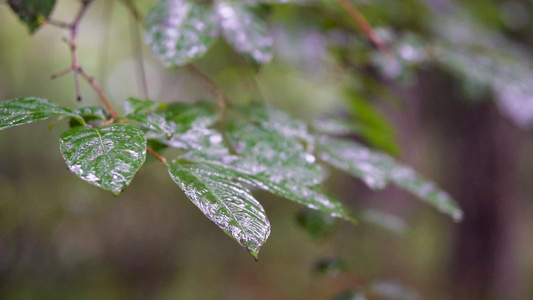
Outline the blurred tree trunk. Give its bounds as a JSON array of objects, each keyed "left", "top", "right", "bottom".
[{"left": 420, "top": 70, "right": 525, "bottom": 300}]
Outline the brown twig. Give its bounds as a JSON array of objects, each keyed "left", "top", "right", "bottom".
[
  {"left": 69, "top": 0, "right": 92, "bottom": 102},
  {"left": 48, "top": 0, "right": 118, "bottom": 119},
  {"left": 334, "top": 0, "right": 395, "bottom": 58},
  {"left": 78, "top": 67, "right": 118, "bottom": 119},
  {"left": 147, "top": 146, "right": 167, "bottom": 164}
]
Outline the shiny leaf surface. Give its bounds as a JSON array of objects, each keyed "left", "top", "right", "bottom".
[
  {"left": 145, "top": 0, "right": 220, "bottom": 68},
  {"left": 389, "top": 164, "right": 463, "bottom": 222},
  {"left": 317, "top": 136, "right": 394, "bottom": 190},
  {"left": 124, "top": 99, "right": 176, "bottom": 138},
  {"left": 0, "top": 97, "right": 82, "bottom": 131},
  {"left": 167, "top": 160, "right": 270, "bottom": 259},
  {"left": 317, "top": 136, "right": 463, "bottom": 221},
  {"left": 226, "top": 118, "right": 352, "bottom": 220},
  {"left": 123, "top": 98, "right": 159, "bottom": 115},
  {"left": 216, "top": 2, "right": 273, "bottom": 64},
  {"left": 60, "top": 124, "right": 147, "bottom": 195},
  {"left": 75, "top": 106, "right": 109, "bottom": 121}
]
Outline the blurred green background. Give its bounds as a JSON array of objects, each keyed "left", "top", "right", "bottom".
[{"left": 1, "top": 0, "right": 533, "bottom": 299}]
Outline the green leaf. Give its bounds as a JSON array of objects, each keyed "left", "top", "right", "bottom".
[
  {"left": 389, "top": 164, "right": 463, "bottom": 222},
  {"left": 145, "top": 0, "right": 220, "bottom": 68},
  {"left": 126, "top": 113, "right": 176, "bottom": 139},
  {"left": 225, "top": 120, "right": 353, "bottom": 220},
  {"left": 123, "top": 98, "right": 176, "bottom": 138},
  {"left": 75, "top": 107, "right": 109, "bottom": 121},
  {"left": 123, "top": 98, "right": 159, "bottom": 115},
  {"left": 155, "top": 102, "right": 354, "bottom": 222},
  {"left": 8, "top": 0, "right": 57, "bottom": 33},
  {"left": 317, "top": 136, "right": 463, "bottom": 221},
  {"left": 69, "top": 106, "right": 110, "bottom": 128},
  {"left": 0, "top": 97, "right": 82, "bottom": 130},
  {"left": 216, "top": 2, "right": 273, "bottom": 64},
  {"left": 317, "top": 136, "right": 394, "bottom": 190},
  {"left": 167, "top": 160, "right": 270, "bottom": 259},
  {"left": 59, "top": 124, "right": 147, "bottom": 195}
]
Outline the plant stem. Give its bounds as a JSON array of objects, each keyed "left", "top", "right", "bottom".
[
  {"left": 49, "top": 0, "right": 118, "bottom": 119},
  {"left": 147, "top": 146, "right": 167, "bottom": 164},
  {"left": 334, "top": 0, "right": 394, "bottom": 58},
  {"left": 127, "top": 0, "right": 149, "bottom": 99},
  {"left": 78, "top": 67, "right": 118, "bottom": 119}
]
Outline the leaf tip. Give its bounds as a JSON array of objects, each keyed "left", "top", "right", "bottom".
[{"left": 250, "top": 251, "right": 260, "bottom": 261}]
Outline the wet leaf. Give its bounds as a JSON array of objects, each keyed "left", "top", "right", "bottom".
[
  {"left": 124, "top": 99, "right": 176, "bottom": 138},
  {"left": 8, "top": 0, "right": 57, "bottom": 33},
  {"left": 317, "top": 136, "right": 394, "bottom": 190},
  {"left": 75, "top": 107, "right": 109, "bottom": 121},
  {"left": 167, "top": 160, "right": 270, "bottom": 259},
  {"left": 317, "top": 137, "right": 463, "bottom": 221},
  {"left": 389, "top": 164, "right": 463, "bottom": 222},
  {"left": 123, "top": 98, "right": 159, "bottom": 115},
  {"left": 226, "top": 120, "right": 353, "bottom": 220},
  {"left": 145, "top": 0, "right": 220, "bottom": 68},
  {"left": 70, "top": 106, "right": 110, "bottom": 128},
  {"left": 216, "top": 2, "right": 273, "bottom": 64},
  {"left": 0, "top": 97, "right": 82, "bottom": 130},
  {"left": 127, "top": 113, "right": 176, "bottom": 139},
  {"left": 60, "top": 124, "right": 147, "bottom": 195}
]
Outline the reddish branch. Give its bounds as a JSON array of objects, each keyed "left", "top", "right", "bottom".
[
  {"left": 147, "top": 147, "right": 167, "bottom": 164},
  {"left": 334, "top": 0, "right": 395, "bottom": 58},
  {"left": 49, "top": 0, "right": 118, "bottom": 119}
]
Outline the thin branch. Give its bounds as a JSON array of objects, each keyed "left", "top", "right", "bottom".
[
  {"left": 147, "top": 146, "right": 167, "bottom": 164},
  {"left": 45, "top": 18, "right": 71, "bottom": 28},
  {"left": 78, "top": 67, "right": 118, "bottom": 119},
  {"left": 48, "top": 0, "right": 118, "bottom": 119},
  {"left": 334, "top": 0, "right": 395, "bottom": 58},
  {"left": 98, "top": 0, "right": 114, "bottom": 91},
  {"left": 127, "top": 0, "right": 149, "bottom": 99},
  {"left": 68, "top": 0, "right": 93, "bottom": 102},
  {"left": 51, "top": 67, "right": 73, "bottom": 79},
  {"left": 186, "top": 64, "right": 229, "bottom": 112}
]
